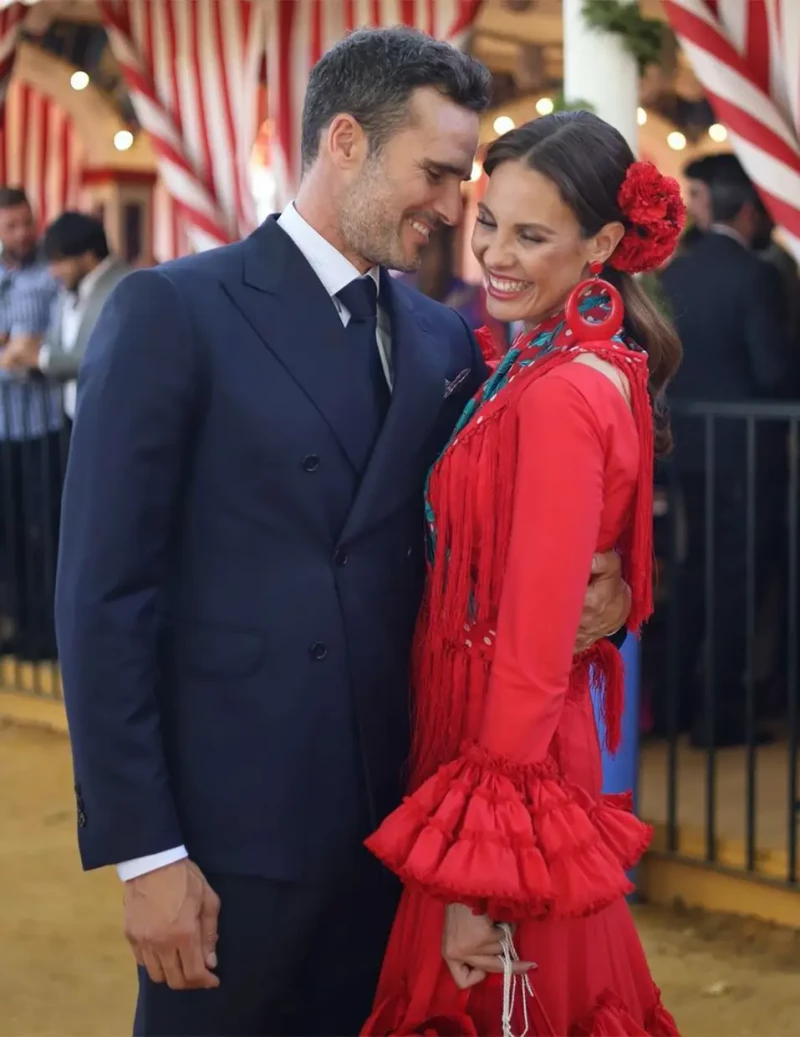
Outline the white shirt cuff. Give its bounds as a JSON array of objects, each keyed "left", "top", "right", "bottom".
[
  {"left": 116, "top": 845, "right": 188, "bottom": 882},
  {"left": 38, "top": 344, "right": 50, "bottom": 371}
]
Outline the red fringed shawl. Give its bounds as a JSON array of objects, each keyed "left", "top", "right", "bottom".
[{"left": 410, "top": 310, "right": 654, "bottom": 789}]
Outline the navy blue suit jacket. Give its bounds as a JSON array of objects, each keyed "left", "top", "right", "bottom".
[{"left": 56, "top": 217, "right": 488, "bottom": 879}]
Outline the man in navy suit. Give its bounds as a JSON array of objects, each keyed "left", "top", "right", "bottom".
[{"left": 57, "top": 27, "right": 631, "bottom": 1037}]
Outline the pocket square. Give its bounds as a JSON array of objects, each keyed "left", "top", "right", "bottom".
[{"left": 444, "top": 369, "right": 471, "bottom": 399}]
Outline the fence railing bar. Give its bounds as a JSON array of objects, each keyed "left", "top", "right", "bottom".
[
  {"left": 0, "top": 382, "right": 20, "bottom": 691},
  {"left": 745, "top": 415, "right": 757, "bottom": 872},
  {"left": 674, "top": 400, "right": 800, "bottom": 420},
  {"left": 787, "top": 419, "right": 799, "bottom": 885},
  {"left": 666, "top": 460, "right": 680, "bottom": 854},
  {"left": 704, "top": 413, "right": 717, "bottom": 863}
]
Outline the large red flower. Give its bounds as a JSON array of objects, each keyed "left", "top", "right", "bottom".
[{"left": 611, "top": 161, "right": 686, "bottom": 274}]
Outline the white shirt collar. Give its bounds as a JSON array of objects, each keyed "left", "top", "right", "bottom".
[
  {"left": 277, "top": 203, "right": 380, "bottom": 299},
  {"left": 710, "top": 223, "right": 749, "bottom": 249},
  {"left": 75, "top": 254, "right": 115, "bottom": 304}
]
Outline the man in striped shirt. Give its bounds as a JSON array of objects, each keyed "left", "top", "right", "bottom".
[{"left": 0, "top": 187, "right": 63, "bottom": 659}]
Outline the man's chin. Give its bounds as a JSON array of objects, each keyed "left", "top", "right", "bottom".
[{"left": 390, "top": 251, "right": 422, "bottom": 275}]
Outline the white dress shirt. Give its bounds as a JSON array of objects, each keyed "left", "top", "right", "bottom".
[
  {"left": 277, "top": 202, "right": 393, "bottom": 386},
  {"left": 710, "top": 223, "right": 749, "bottom": 249},
  {"left": 117, "top": 206, "right": 393, "bottom": 882},
  {"left": 40, "top": 256, "right": 116, "bottom": 420}
]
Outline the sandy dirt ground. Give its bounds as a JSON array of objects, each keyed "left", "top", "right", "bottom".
[{"left": 1, "top": 720, "right": 799, "bottom": 1037}]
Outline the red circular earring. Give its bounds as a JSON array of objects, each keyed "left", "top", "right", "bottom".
[{"left": 565, "top": 262, "right": 624, "bottom": 342}]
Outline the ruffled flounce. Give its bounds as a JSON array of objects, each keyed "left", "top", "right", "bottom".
[
  {"left": 570, "top": 988, "right": 679, "bottom": 1036},
  {"left": 363, "top": 1007, "right": 478, "bottom": 1036},
  {"left": 365, "top": 743, "right": 652, "bottom": 922},
  {"left": 363, "top": 985, "right": 678, "bottom": 1036}
]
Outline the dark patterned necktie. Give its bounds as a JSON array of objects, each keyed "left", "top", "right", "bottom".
[{"left": 336, "top": 276, "right": 391, "bottom": 470}]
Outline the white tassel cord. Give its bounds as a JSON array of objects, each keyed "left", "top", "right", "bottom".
[{"left": 498, "top": 922, "right": 536, "bottom": 1037}]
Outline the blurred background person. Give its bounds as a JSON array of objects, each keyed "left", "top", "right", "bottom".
[
  {"left": 681, "top": 154, "right": 719, "bottom": 242},
  {"left": 37, "top": 211, "right": 131, "bottom": 427},
  {"left": 0, "top": 187, "right": 62, "bottom": 661},
  {"left": 659, "top": 159, "right": 793, "bottom": 747}
]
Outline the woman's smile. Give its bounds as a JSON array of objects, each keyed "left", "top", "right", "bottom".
[{"left": 483, "top": 270, "right": 533, "bottom": 301}]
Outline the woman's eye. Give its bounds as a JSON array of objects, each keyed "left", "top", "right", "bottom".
[
  {"left": 520, "top": 234, "right": 545, "bottom": 244},
  {"left": 475, "top": 215, "right": 495, "bottom": 228}
]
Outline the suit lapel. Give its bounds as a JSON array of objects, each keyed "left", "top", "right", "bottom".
[
  {"left": 73, "top": 260, "right": 126, "bottom": 355},
  {"left": 222, "top": 218, "right": 371, "bottom": 473},
  {"left": 341, "top": 272, "right": 447, "bottom": 540},
  {"left": 50, "top": 295, "right": 64, "bottom": 353}
]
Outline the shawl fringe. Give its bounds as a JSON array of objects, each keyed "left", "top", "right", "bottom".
[{"left": 411, "top": 322, "right": 654, "bottom": 788}]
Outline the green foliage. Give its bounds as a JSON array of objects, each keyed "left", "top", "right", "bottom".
[
  {"left": 551, "top": 91, "right": 596, "bottom": 114},
  {"left": 581, "top": 0, "right": 667, "bottom": 74}
]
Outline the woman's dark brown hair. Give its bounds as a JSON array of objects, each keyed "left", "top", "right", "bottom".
[{"left": 483, "top": 110, "right": 682, "bottom": 455}]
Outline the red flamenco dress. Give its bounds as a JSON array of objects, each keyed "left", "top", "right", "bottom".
[{"left": 363, "top": 308, "right": 679, "bottom": 1036}]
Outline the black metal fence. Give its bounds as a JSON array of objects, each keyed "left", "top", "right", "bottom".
[
  {"left": 1, "top": 378, "right": 798, "bottom": 888},
  {"left": 653, "top": 398, "right": 800, "bottom": 887},
  {"left": 0, "top": 377, "right": 69, "bottom": 699}
]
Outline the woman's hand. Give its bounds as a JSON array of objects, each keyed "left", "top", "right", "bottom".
[{"left": 442, "top": 903, "right": 533, "bottom": 990}]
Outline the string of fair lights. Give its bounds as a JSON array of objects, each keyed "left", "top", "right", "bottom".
[{"left": 469, "top": 96, "right": 729, "bottom": 182}]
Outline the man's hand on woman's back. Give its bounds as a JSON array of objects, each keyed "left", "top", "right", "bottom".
[{"left": 575, "top": 550, "right": 631, "bottom": 653}]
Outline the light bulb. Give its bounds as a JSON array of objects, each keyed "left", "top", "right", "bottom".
[
  {"left": 535, "top": 97, "right": 554, "bottom": 116},
  {"left": 667, "top": 131, "right": 687, "bottom": 151},
  {"left": 70, "top": 70, "right": 89, "bottom": 91},
  {"left": 493, "top": 115, "right": 515, "bottom": 135},
  {"left": 637, "top": 107, "right": 647, "bottom": 126},
  {"left": 708, "top": 123, "right": 728, "bottom": 143},
  {"left": 114, "top": 130, "right": 134, "bottom": 152}
]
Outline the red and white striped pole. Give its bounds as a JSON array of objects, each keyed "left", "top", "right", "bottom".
[
  {"left": 99, "top": 0, "right": 235, "bottom": 253},
  {"left": 0, "top": 1, "right": 26, "bottom": 184}
]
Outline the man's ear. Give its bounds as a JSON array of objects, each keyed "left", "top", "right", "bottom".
[{"left": 325, "top": 114, "right": 367, "bottom": 171}]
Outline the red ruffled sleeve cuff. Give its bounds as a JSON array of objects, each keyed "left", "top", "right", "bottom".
[{"left": 365, "top": 743, "right": 652, "bottom": 922}]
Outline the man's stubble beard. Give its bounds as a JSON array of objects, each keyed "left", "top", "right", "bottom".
[
  {"left": 2, "top": 243, "right": 37, "bottom": 267},
  {"left": 337, "top": 160, "right": 419, "bottom": 274}
]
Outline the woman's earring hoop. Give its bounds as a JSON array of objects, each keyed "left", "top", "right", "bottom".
[{"left": 565, "top": 266, "right": 624, "bottom": 343}]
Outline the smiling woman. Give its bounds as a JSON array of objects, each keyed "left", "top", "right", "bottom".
[
  {"left": 362, "top": 110, "right": 685, "bottom": 1037},
  {"left": 474, "top": 161, "right": 600, "bottom": 320},
  {"left": 476, "top": 110, "right": 682, "bottom": 454}
]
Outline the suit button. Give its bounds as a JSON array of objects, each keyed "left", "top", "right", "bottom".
[
  {"left": 309, "top": 642, "right": 328, "bottom": 661},
  {"left": 302, "top": 454, "right": 320, "bottom": 472},
  {"left": 77, "top": 810, "right": 87, "bottom": 829},
  {"left": 334, "top": 547, "right": 349, "bottom": 567}
]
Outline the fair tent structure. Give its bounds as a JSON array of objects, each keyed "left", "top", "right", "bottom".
[{"left": 2, "top": 1, "right": 796, "bottom": 260}]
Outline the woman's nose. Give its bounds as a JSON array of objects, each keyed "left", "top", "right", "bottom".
[{"left": 481, "top": 239, "right": 515, "bottom": 271}]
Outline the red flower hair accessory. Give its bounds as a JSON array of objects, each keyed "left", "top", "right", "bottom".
[{"left": 610, "top": 160, "right": 686, "bottom": 274}]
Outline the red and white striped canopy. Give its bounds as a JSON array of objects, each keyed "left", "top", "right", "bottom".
[
  {"left": 1, "top": 78, "right": 83, "bottom": 226},
  {"left": 0, "top": 3, "right": 83, "bottom": 229},
  {"left": 0, "top": 0, "right": 482, "bottom": 256},
  {"left": 266, "top": 0, "right": 482, "bottom": 206},
  {"left": 99, "top": 0, "right": 265, "bottom": 254},
  {"left": 664, "top": 0, "right": 800, "bottom": 261}
]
